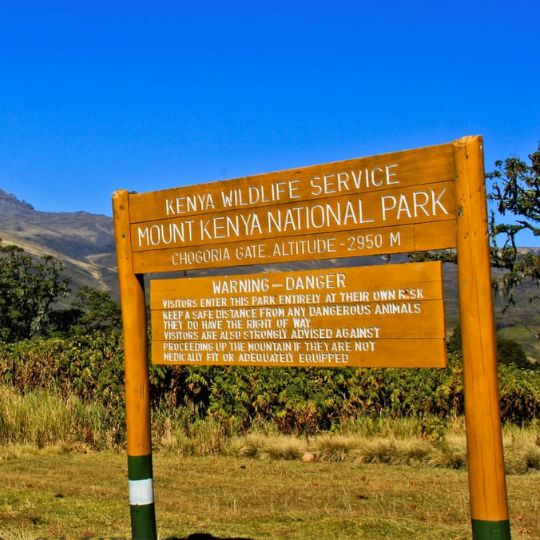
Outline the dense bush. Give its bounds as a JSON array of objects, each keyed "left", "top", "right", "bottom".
[
  {"left": 1, "top": 334, "right": 538, "bottom": 439},
  {"left": 0, "top": 332, "right": 126, "bottom": 443},
  {"left": 496, "top": 338, "right": 530, "bottom": 369}
]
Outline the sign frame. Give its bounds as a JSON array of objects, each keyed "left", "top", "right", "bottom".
[{"left": 113, "top": 136, "right": 510, "bottom": 539}]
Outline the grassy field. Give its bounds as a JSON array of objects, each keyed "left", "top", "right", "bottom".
[{"left": 0, "top": 447, "right": 538, "bottom": 539}]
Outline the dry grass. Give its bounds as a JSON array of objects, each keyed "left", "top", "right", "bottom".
[
  {"left": 502, "top": 425, "right": 540, "bottom": 474},
  {"left": 217, "top": 423, "right": 538, "bottom": 474},
  {"left": 227, "top": 433, "right": 305, "bottom": 460},
  {"left": 2, "top": 385, "right": 538, "bottom": 475},
  {"left": 0, "top": 386, "right": 111, "bottom": 449},
  {"left": 0, "top": 448, "right": 538, "bottom": 539}
]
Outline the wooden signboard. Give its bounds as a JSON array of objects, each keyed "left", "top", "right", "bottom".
[
  {"left": 150, "top": 262, "right": 446, "bottom": 368},
  {"left": 113, "top": 137, "right": 511, "bottom": 540},
  {"left": 129, "top": 142, "right": 457, "bottom": 272}
]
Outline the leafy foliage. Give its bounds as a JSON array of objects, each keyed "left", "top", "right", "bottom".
[
  {"left": 487, "top": 144, "right": 540, "bottom": 309},
  {"left": 0, "top": 333, "right": 126, "bottom": 443},
  {"left": 0, "top": 243, "right": 121, "bottom": 340},
  {"left": 496, "top": 338, "right": 530, "bottom": 369},
  {"left": 1, "top": 336, "right": 537, "bottom": 439},
  {"left": 411, "top": 144, "right": 540, "bottom": 337},
  {"left": 48, "top": 286, "right": 122, "bottom": 336},
  {"left": 0, "top": 245, "right": 70, "bottom": 342}
]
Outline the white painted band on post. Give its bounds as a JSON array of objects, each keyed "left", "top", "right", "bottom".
[{"left": 128, "top": 478, "right": 154, "bottom": 506}]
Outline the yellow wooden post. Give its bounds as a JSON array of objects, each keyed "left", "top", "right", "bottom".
[
  {"left": 454, "top": 136, "right": 511, "bottom": 539},
  {"left": 113, "top": 190, "right": 157, "bottom": 539}
]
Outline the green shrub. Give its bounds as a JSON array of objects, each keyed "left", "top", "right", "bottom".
[
  {"left": 0, "top": 336, "right": 538, "bottom": 440},
  {"left": 0, "top": 385, "right": 113, "bottom": 448},
  {"left": 497, "top": 337, "right": 530, "bottom": 369},
  {"left": 0, "top": 333, "right": 126, "bottom": 443}
]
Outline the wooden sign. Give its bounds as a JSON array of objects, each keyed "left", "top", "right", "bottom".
[
  {"left": 128, "top": 143, "right": 458, "bottom": 272},
  {"left": 150, "top": 261, "right": 446, "bottom": 368},
  {"left": 113, "top": 137, "right": 511, "bottom": 539}
]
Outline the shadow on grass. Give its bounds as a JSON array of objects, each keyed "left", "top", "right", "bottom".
[{"left": 165, "top": 534, "right": 254, "bottom": 540}]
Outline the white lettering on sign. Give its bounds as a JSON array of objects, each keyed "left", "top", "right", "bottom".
[
  {"left": 165, "top": 193, "right": 216, "bottom": 216},
  {"left": 285, "top": 273, "right": 345, "bottom": 291},
  {"left": 163, "top": 166, "right": 401, "bottom": 218},
  {"left": 137, "top": 220, "right": 195, "bottom": 246},
  {"left": 134, "top": 181, "right": 454, "bottom": 252},
  {"left": 212, "top": 277, "right": 270, "bottom": 294},
  {"left": 309, "top": 164, "right": 399, "bottom": 195},
  {"left": 380, "top": 188, "right": 449, "bottom": 221},
  {"left": 220, "top": 180, "right": 301, "bottom": 209}
]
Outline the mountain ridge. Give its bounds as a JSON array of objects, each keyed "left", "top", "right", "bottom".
[{"left": 0, "top": 188, "right": 118, "bottom": 294}]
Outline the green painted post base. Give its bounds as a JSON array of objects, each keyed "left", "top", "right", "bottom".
[
  {"left": 128, "top": 454, "right": 157, "bottom": 539},
  {"left": 472, "top": 519, "right": 511, "bottom": 539},
  {"left": 131, "top": 503, "right": 157, "bottom": 540}
]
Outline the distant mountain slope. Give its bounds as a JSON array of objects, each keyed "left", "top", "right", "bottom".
[{"left": 0, "top": 188, "right": 118, "bottom": 295}]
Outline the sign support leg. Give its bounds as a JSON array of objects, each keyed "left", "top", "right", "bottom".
[
  {"left": 113, "top": 190, "right": 157, "bottom": 540},
  {"left": 454, "top": 136, "right": 511, "bottom": 539}
]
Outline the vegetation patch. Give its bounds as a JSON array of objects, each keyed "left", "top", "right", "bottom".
[{"left": 2, "top": 385, "right": 538, "bottom": 474}]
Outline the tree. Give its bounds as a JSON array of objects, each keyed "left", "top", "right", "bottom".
[
  {"left": 46, "top": 286, "right": 122, "bottom": 337},
  {"left": 487, "top": 144, "right": 540, "bottom": 311},
  {"left": 0, "top": 245, "right": 70, "bottom": 342},
  {"left": 412, "top": 144, "right": 539, "bottom": 331},
  {"left": 496, "top": 338, "right": 531, "bottom": 370},
  {"left": 69, "top": 286, "right": 122, "bottom": 335}
]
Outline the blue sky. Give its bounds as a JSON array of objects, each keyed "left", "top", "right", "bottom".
[{"left": 1, "top": 1, "right": 538, "bottom": 245}]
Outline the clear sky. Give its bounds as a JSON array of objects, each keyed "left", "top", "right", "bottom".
[{"left": 1, "top": 1, "right": 538, "bottom": 245}]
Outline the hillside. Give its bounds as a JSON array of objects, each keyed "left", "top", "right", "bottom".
[{"left": 0, "top": 188, "right": 118, "bottom": 294}]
